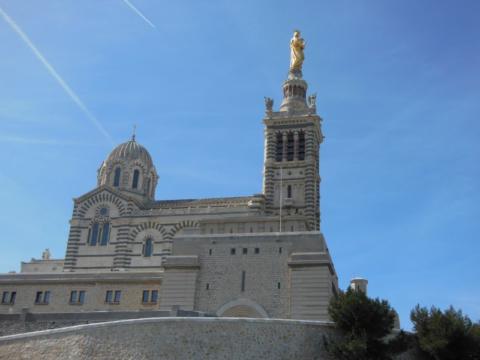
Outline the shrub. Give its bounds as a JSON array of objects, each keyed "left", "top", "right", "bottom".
[
  {"left": 410, "top": 305, "right": 480, "bottom": 360},
  {"left": 325, "top": 287, "right": 409, "bottom": 360}
]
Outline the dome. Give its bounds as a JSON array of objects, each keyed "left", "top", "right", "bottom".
[
  {"left": 105, "top": 138, "right": 154, "bottom": 169},
  {"left": 97, "top": 135, "right": 158, "bottom": 201}
]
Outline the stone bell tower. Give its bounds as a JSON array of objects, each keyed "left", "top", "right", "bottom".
[{"left": 262, "top": 31, "right": 323, "bottom": 231}]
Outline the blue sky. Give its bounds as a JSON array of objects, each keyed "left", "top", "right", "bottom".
[{"left": 0, "top": 0, "right": 478, "bottom": 329}]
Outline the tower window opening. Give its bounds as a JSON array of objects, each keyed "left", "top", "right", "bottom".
[
  {"left": 298, "top": 131, "right": 305, "bottom": 160},
  {"left": 275, "top": 133, "right": 283, "bottom": 161},
  {"left": 132, "top": 169, "right": 140, "bottom": 189},
  {"left": 287, "top": 132, "right": 294, "bottom": 161},
  {"left": 143, "top": 238, "right": 153, "bottom": 257},
  {"left": 113, "top": 167, "right": 121, "bottom": 187},
  {"left": 287, "top": 185, "right": 292, "bottom": 198}
]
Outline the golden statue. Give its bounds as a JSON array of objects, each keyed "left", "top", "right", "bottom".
[{"left": 290, "top": 30, "right": 305, "bottom": 72}]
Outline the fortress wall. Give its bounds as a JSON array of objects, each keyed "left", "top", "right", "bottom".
[
  {"left": 0, "top": 317, "right": 415, "bottom": 360},
  {"left": 0, "top": 317, "right": 336, "bottom": 360},
  {"left": 0, "top": 310, "right": 187, "bottom": 337}
]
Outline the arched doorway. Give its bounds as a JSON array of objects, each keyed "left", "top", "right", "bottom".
[{"left": 216, "top": 298, "right": 268, "bottom": 318}]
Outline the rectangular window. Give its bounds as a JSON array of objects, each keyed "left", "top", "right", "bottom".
[
  {"left": 69, "top": 290, "right": 85, "bottom": 305},
  {"left": 35, "top": 291, "right": 43, "bottom": 304},
  {"left": 277, "top": 282, "right": 281, "bottom": 289},
  {"left": 10, "top": 292, "right": 16, "bottom": 305},
  {"left": 70, "top": 290, "right": 78, "bottom": 303},
  {"left": 243, "top": 248, "right": 248, "bottom": 255},
  {"left": 151, "top": 290, "right": 158, "bottom": 303},
  {"left": 241, "top": 271, "right": 246, "bottom": 292},
  {"left": 230, "top": 248, "right": 236, "bottom": 255},
  {"left": 106, "top": 290, "right": 121, "bottom": 304},
  {"left": 44, "top": 291, "right": 51, "bottom": 304},
  {"left": 142, "top": 290, "right": 149, "bottom": 303},
  {"left": 142, "top": 290, "right": 158, "bottom": 304},
  {"left": 1, "top": 291, "right": 15, "bottom": 305},
  {"left": 279, "top": 247, "right": 283, "bottom": 254},
  {"left": 114, "top": 290, "right": 121, "bottom": 303},
  {"left": 105, "top": 290, "right": 113, "bottom": 303},
  {"left": 35, "top": 291, "right": 50, "bottom": 305},
  {"left": 78, "top": 291, "right": 85, "bottom": 304},
  {"left": 209, "top": 249, "right": 212, "bottom": 255},
  {"left": 254, "top": 248, "right": 260, "bottom": 254},
  {"left": 206, "top": 283, "right": 210, "bottom": 290}
]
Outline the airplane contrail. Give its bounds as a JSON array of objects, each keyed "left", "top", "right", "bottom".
[
  {"left": 122, "top": 0, "right": 156, "bottom": 28},
  {"left": 0, "top": 6, "right": 114, "bottom": 145}
]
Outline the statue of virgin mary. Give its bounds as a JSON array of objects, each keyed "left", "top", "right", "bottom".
[{"left": 290, "top": 30, "right": 305, "bottom": 72}]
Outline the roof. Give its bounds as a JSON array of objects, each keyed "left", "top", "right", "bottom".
[{"left": 105, "top": 139, "right": 154, "bottom": 168}]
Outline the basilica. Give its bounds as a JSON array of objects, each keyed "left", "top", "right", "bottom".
[{"left": 0, "top": 32, "right": 338, "bottom": 321}]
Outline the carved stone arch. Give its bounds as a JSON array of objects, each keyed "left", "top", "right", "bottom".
[
  {"left": 129, "top": 160, "right": 148, "bottom": 174},
  {"left": 77, "top": 192, "right": 127, "bottom": 218},
  {"left": 130, "top": 221, "right": 170, "bottom": 258},
  {"left": 165, "top": 220, "right": 200, "bottom": 240},
  {"left": 125, "top": 161, "right": 148, "bottom": 189},
  {"left": 216, "top": 298, "right": 269, "bottom": 318},
  {"left": 130, "top": 221, "right": 167, "bottom": 240},
  {"left": 106, "top": 160, "right": 127, "bottom": 186}
]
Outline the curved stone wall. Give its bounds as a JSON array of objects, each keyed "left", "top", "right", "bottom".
[{"left": 0, "top": 317, "right": 334, "bottom": 360}]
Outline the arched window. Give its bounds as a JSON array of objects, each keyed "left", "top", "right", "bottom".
[
  {"left": 143, "top": 238, "right": 153, "bottom": 257},
  {"left": 298, "top": 131, "right": 305, "bottom": 160},
  {"left": 275, "top": 133, "right": 283, "bottom": 161},
  {"left": 132, "top": 169, "right": 140, "bottom": 189},
  {"left": 113, "top": 167, "right": 121, "bottom": 187},
  {"left": 287, "top": 132, "right": 294, "bottom": 161},
  {"left": 287, "top": 185, "right": 292, "bottom": 198},
  {"left": 89, "top": 223, "right": 99, "bottom": 246},
  {"left": 100, "top": 223, "right": 110, "bottom": 246}
]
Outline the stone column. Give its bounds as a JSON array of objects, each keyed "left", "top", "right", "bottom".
[{"left": 293, "top": 131, "right": 299, "bottom": 161}]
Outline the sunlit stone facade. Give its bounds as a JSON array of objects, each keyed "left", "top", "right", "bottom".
[{"left": 0, "top": 55, "right": 337, "bottom": 321}]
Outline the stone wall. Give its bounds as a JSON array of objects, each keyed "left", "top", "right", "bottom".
[
  {"left": 0, "top": 318, "right": 335, "bottom": 359},
  {"left": 0, "top": 310, "right": 206, "bottom": 337},
  {"left": 0, "top": 318, "right": 415, "bottom": 360},
  {"left": 167, "top": 231, "right": 336, "bottom": 320},
  {"left": 0, "top": 272, "right": 162, "bottom": 314}
]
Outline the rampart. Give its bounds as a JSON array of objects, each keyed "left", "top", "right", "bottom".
[
  {"left": 0, "top": 317, "right": 334, "bottom": 359},
  {"left": 0, "top": 317, "right": 415, "bottom": 359}
]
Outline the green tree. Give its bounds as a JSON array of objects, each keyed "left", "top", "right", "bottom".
[
  {"left": 325, "top": 287, "right": 410, "bottom": 360},
  {"left": 411, "top": 305, "right": 480, "bottom": 360}
]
